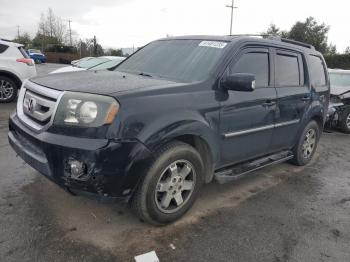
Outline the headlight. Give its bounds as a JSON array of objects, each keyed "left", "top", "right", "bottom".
[{"left": 54, "top": 92, "right": 119, "bottom": 127}]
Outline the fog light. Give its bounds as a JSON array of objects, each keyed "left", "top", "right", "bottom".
[{"left": 69, "top": 160, "right": 86, "bottom": 179}]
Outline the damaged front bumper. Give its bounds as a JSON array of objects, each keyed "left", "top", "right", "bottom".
[{"left": 8, "top": 113, "right": 153, "bottom": 203}]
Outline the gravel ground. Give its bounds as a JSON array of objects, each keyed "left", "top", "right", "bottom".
[{"left": 0, "top": 64, "right": 349, "bottom": 261}]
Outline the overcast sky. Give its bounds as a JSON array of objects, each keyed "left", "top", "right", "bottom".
[{"left": 0, "top": 0, "right": 349, "bottom": 51}]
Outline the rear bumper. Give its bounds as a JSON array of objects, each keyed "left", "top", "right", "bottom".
[{"left": 8, "top": 113, "right": 153, "bottom": 202}]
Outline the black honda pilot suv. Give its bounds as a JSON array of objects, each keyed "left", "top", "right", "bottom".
[{"left": 8, "top": 36, "right": 330, "bottom": 225}]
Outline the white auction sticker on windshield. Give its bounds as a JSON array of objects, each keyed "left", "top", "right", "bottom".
[{"left": 199, "top": 41, "right": 227, "bottom": 49}]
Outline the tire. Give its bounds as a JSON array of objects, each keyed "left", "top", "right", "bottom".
[
  {"left": 339, "top": 108, "right": 350, "bottom": 134},
  {"left": 0, "top": 76, "right": 18, "bottom": 103},
  {"left": 132, "top": 141, "right": 204, "bottom": 225},
  {"left": 290, "top": 120, "right": 320, "bottom": 166}
]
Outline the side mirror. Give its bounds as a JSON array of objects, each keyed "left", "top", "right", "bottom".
[{"left": 221, "top": 73, "right": 256, "bottom": 92}]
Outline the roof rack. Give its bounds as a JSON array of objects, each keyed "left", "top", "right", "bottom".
[{"left": 228, "top": 34, "right": 315, "bottom": 49}]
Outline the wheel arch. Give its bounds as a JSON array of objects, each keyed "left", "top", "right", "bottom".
[
  {"left": 141, "top": 120, "right": 220, "bottom": 184},
  {"left": 0, "top": 70, "right": 22, "bottom": 89}
]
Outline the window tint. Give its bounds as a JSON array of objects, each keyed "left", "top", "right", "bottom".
[
  {"left": 18, "top": 47, "right": 29, "bottom": 58},
  {"left": 116, "top": 40, "right": 228, "bottom": 82},
  {"left": 230, "top": 52, "right": 269, "bottom": 87},
  {"left": 0, "top": 44, "right": 8, "bottom": 53},
  {"left": 275, "top": 54, "right": 300, "bottom": 86},
  {"left": 309, "top": 55, "right": 326, "bottom": 86}
]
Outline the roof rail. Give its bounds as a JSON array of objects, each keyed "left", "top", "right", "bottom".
[
  {"left": 280, "top": 38, "right": 315, "bottom": 50},
  {"left": 0, "top": 38, "right": 13, "bottom": 42},
  {"left": 228, "top": 34, "right": 315, "bottom": 49}
]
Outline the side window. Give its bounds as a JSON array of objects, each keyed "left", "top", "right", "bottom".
[
  {"left": 275, "top": 53, "right": 301, "bottom": 86},
  {"left": 308, "top": 55, "right": 327, "bottom": 86},
  {"left": 0, "top": 44, "right": 9, "bottom": 54},
  {"left": 230, "top": 52, "right": 269, "bottom": 87}
]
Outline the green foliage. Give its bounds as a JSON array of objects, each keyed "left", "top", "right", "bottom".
[
  {"left": 324, "top": 54, "right": 350, "bottom": 69},
  {"left": 110, "top": 49, "right": 123, "bottom": 56},
  {"left": 263, "top": 17, "right": 336, "bottom": 55},
  {"left": 345, "top": 47, "right": 350, "bottom": 54},
  {"left": 13, "top": 33, "right": 32, "bottom": 47},
  {"left": 287, "top": 17, "right": 334, "bottom": 54},
  {"left": 262, "top": 24, "right": 288, "bottom": 38}
]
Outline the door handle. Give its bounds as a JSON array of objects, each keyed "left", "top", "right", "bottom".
[
  {"left": 262, "top": 100, "right": 276, "bottom": 107},
  {"left": 301, "top": 96, "right": 311, "bottom": 102}
]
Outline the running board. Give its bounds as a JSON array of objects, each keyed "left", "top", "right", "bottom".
[{"left": 214, "top": 151, "right": 293, "bottom": 184}]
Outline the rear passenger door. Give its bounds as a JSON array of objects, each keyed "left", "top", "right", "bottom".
[{"left": 271, "top": 49, "right": 310, "bottom": 151}]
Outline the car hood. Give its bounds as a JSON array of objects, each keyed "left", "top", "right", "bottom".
[
  {"left": 330, "top": 85, "right": 350, "bottom": 96},
  {"left": 30, "top": 70, "right": 177, "bottom": 95}
]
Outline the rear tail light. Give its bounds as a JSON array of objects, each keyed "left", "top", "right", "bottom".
[{"left": 16, "top": 58, "right": 34, "bottom": 66}]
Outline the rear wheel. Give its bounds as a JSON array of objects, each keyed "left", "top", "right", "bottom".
[
  {"left": 0, "top": 76, "right": 18, "bottom": 103},
  {"left": 291, "top": 120, "right": 320, "bottom": 166},
  {"left": 132, "top": 141, "right": 204, "bottom": 225},
  {"left": 339, "top": 108, "right": 350, "bottom": 134}
]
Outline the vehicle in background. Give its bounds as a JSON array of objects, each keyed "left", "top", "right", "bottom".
[
  {"left": 327, "top": 69, "right": 350, "bottom": 133},
  {"left": 50, "top": 56, "right": 125, "bottom": 74},
  {"left": 27, "top": 49, "right": 47, "bottom": 64},
  {"left": 8, "top": 35, "right": 329, "bottom": 224},
  {"left": 87, "top": 56, "right": 125, "bottom": 70},
  {"left": 71, "top": 56, "right": 93, "bottom": 65},
  {"left": 0, "top": 39, "right": 36, "bottom": 102}
]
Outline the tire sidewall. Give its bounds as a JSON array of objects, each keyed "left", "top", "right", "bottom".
[
  {"left": 0, "top": 76, "right": 18, "bottom": 103},
  {"left": 141, "top": 144, "right": 204, "bottom": 224},
  {"left": 295, "top": 121, "right": 320, "bottom": 165},
  {"left": 339, "top": 108, "right": 350, "bottom": 133}
]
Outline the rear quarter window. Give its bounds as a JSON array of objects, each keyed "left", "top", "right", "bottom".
[
  {"left": 308, "top": 55, "right": 327, "bottom": 86},
  {"left": 18, "top": 47, "right": 29, "bottom": 58},
  {"left": 0, "top": 44, "right": 9, "bottom": 54}
]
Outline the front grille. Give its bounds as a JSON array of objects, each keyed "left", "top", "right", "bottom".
[{"left": 17, "top": 81, "right": 63, "bottom": 132}]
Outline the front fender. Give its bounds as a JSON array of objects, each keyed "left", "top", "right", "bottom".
[{"left": 138, "top": 110, "right": 221, "bottom": 165}]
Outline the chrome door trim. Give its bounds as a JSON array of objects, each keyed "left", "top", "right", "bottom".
[
  {"left": 223, "top": 124, "right": 275, "bottom": 138},
  {"left": 274, "top": 119, "right": 300, "bottom": 128},
  {"left": 223, "top": 119, "right": 300, "bottom": 138}
]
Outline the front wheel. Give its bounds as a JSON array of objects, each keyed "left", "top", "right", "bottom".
[
  {"left": 339, "top": 108, "right": 350, "bottom": 134},
  {"left": 0, "top": 76, "right": 18, "bottom": 103},
  {"left": 291, "top": 120, "right": 320, "bottom": 166},
  {"left": 132, "top": 141, "right": 204, "bottom": 225}
]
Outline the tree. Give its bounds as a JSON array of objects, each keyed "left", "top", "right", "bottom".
[
  {"left": 106, "top": 48, "right": 123, "bottom": 56},
  {"left": 286, "top": 17, "right": 335, "bottom": 54},
  {"left": 263, "top": 17, "right": 336, "bottom": 55},
  {"left": 37, "top": 8, "right": 70, "bottom": 50},
  {"left": 13, "top": 33, "right": 31, "bottom": 47},
  {"left": 262, "top": 24, "right": 288, "bottom": 38},
  {"left": 345, "top": 47, "right": 350, "bottom": 54}
]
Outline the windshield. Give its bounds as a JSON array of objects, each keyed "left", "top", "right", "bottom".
[
  {"left": 76, "top": 57, "right": 110, "bottom": 68},
  {"left": 89, "top": 57, "right": 125, "bottom": 70},
  {"left": 329, "top": 72, "right": 350, "bottom": 87},
  {"left": 29, "top": 49, "right": 42, "bottom": 54},
  {"left": 114, "top": 39, "right": 228, "bottom": 82}
]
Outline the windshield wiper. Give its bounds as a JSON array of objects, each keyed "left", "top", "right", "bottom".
[{"left": 139, "top": 72, "right": 153, "bottom": 77}]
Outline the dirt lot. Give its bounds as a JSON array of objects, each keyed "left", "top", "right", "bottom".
[{"left": 0, "top": 64, "right": 350, "bottom": 261}]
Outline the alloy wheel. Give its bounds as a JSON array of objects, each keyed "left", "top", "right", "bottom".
[
  {"left": 155, "top": 160, "right": 196, "bottom": 214},
  {"left": 0, "top": 79, "right": 14, "bottom": 101},
  {"left": 302, "top": 128, "right": 316, "bottom": 159},
  {"left": 346, "top": 113, "right": 350, "bottom": 129}
]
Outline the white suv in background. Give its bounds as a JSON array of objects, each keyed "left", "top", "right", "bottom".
[{"left": 0, "top": 39, "right": 37, "bottom": 102}]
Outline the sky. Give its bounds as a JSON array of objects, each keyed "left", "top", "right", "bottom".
[{"left": 0, "top": 0, "right": 349, "bottom": 52}]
